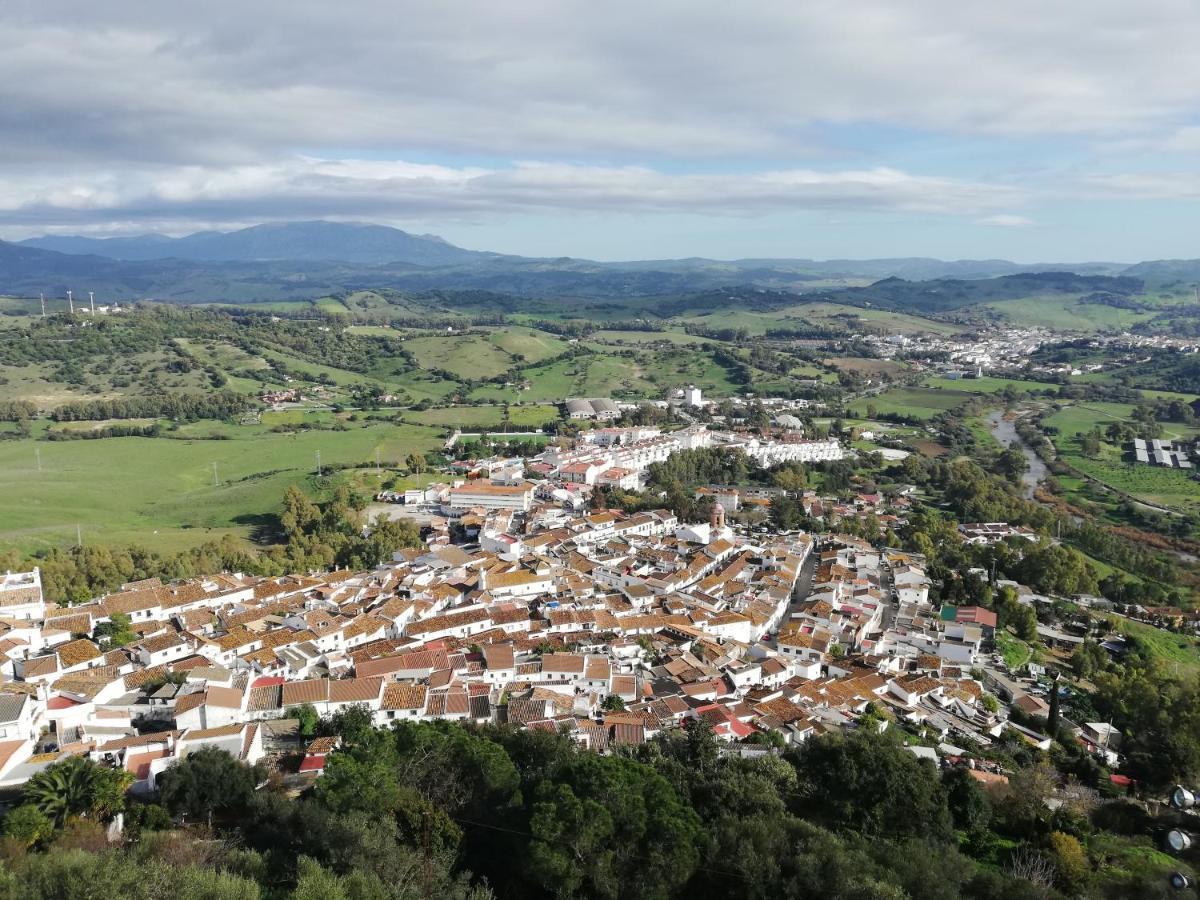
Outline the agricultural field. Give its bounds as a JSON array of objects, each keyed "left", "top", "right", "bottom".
[
  {"left": 983, "top": 295, "right": 1159, "bottom": 331},
  {"left": 405, "top": 403, "right": 559, "bottom": 431},
  {"left": 1065, "top": 453, "right": 1200, "bottom": 514},
  {"left": 824, "top": 357, "right": 908, "bottom": 378},
  {"left": 403, "top": 333, "right": 516, "bottom": 380},
  {"left": 591, "top": 329, "right": 712, "bottom": 346},
  {"left": 847, "top": 386, "right": 974, "bottom": 420},
  {"left": 487, "top": 327, "right": 571, "bottom": 363},
  {"left": 922, "top": 374, "right": 1061, "bottom": 395},
  {"left": 0, "top": 419, "right": 441, "bottom": 555}
]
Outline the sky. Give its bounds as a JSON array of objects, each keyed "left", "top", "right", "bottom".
[{"left": 3, "top": 1, "right": 1200, "bottom": 262}]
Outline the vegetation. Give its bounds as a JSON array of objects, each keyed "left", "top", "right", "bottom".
[{"left": 0, "top": 720, "right": 1189, "bottom": 899}]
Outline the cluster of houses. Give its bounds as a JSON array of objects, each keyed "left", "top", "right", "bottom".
[
  {"left": 0, "top": 429, "right": 1142, "bottom": 801},
  {"left": 0, "top": 490, "right": 1116, "bottom": 801},
  {"left": 378, "top": 425, "right": 845, "bottom": 516}
]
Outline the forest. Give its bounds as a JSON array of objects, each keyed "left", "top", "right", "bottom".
[{"left": 1, "top": 713, "right": 1187, "bottom": 900}]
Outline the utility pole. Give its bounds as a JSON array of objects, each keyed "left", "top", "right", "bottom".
[
  {"left": 67, "top": 290, "right": 74, "bottom": 315},
  {"left": 76, "top": 524, "right": 82, "bottom": 547},
  {"left": 316, "top": 450, "right": 322, "bottom": 477},
  {"left": 375, "top": 448, "right": 381, "bottom": 474},
  {"left": 39, "top": 293, "right": 45, "bottom": 318},
  {"left": 35, "top": 448, "right": 41, "bottom": 472},
  {"left": 212, "top": 461, "right": 219, "bottom": 486},
  {"left": 89, "top": 291, "right": 95, "bottom": 315}
]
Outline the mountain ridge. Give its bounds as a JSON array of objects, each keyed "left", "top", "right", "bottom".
[{"left": 5, "top": 220, "right": 1200, "bottom": 304}]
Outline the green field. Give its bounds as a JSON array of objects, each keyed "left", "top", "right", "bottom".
[
  {"left": 405, "top": 403, "right": 558, "bottom": 430},
  {"left": 0, "top": 421, "right": 441, "bottom": 554},
  {"left": 1043, "top": 403, "right": 1137, "bottom": 437},
  {"left": 984, "top": 296, "right": 1159, "bottom": 331},
  {"left": 848, "top": 386, "right": 973, "bottom": 420},
  {"left": 403, "top": 334, "right": 516, "bottom": 380},
  {"left": 1111, "top": 615, "right": 1200, "bottom": 674},
  {"left": 922, "top": 375, "right": 1060, "bottom": 394},
  {"left": 1065, "top": 453, "right": 1200, "bottom": 513}
]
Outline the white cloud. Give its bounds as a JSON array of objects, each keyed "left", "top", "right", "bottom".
[
  {"left": 977, "top": 214, "right": 1035, "bottom": 227},
  {"left": 0, "top": 158, "right": 1022, "bottom": 232},
  {"left": 1079, "top": 172, "right": 1200, "bottom": 199},
  {"left": 3, "top": 1, "right": 1200, "bottom": 168},
  {"left": 1, "top": 2, "right": 1198, "bottom": 238}
]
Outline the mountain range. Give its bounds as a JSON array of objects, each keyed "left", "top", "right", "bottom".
[{"left": 3, "top": 220, "right": 1200, "bottom": 304}]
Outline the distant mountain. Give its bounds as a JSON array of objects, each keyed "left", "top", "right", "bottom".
[
  {"left": 0, "top": 220, "right": 1192, "bottom": 306},
  {"left": 20, "top": 221, "right": 494, "bottom": 267}
]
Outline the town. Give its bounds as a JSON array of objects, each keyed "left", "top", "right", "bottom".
[{"left": 0, "top": 418, "right": 1152, "bottom": 808}]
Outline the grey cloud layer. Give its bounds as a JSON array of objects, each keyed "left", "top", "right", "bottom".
[
  {"left": 0, "top": 161, "right": 1021, "bottom": 229},
  {"left": 2, "top": 0, "right": 1198, "bottom": 231}
]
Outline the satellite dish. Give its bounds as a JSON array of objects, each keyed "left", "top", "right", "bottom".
[
  {"left": 1166, "top": 829, "right": 1192, "bottom": 853},
  {"left": 1171, "top": 785, "right": 1196, "bottom": 810}
]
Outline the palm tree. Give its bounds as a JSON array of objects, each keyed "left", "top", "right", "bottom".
[
  {"left": 406, "top": 452, "right": 427, "bottom": 488},
  {"left": 24, "top": 757, "right": 98, "bottom": 826},
  {"left": 23, "top": 756, "right": 131, "bottom": 826}
]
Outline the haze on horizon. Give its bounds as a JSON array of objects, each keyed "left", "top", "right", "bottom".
[{"left": 3, "top": 1, "right": 1200, "bottom": 264}]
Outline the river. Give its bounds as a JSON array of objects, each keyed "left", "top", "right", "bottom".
[{"left": 987, "top": 409, "right": 1048, "bottom": 499}]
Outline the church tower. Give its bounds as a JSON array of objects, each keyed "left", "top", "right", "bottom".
[{"left": 710, "top": 502, "right": 726, "bottom": 530}]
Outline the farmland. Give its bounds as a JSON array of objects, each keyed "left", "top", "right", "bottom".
[
  {"left": 0, "top": 417, "right": 441, "bottom": 555},
  {"left": 847, "top": 386, "right": 974, "bottom": 420}
]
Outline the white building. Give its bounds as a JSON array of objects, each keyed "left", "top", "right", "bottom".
[
  {"left": 0, "top": 569, "right": 46, "bottom": 622},
  {"left": 447, "top": 482, "right": 535, "bottom": 512}
]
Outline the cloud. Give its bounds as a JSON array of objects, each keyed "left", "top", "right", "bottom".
[
  {"left": 0, "top": 2, "right": 1198, "bottom": 241},
  {"left": 1079, "top": 172, "right": 1200, "bottom": 199},
  {"left": 0, "top": 158, "right": 1023, "bottom": 233},
  {"left": 3, "top": 1, "right": 1200, "bottom": 170},
  {"left": 977, "top": 214, "right": 1035, "bottom": 227}
]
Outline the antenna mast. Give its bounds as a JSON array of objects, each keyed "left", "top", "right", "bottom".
[
  {"left": 39, "top": 293, "right": 45, "bottom": 318},
  {"left": 89, "top": 291, "right": 95, "bottom": 314},
  {"left": 67, "top": 291, "right": 74, "bottom": 314}
]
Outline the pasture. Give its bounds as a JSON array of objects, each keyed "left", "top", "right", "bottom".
[{"left": 0, "top": 421, "right": 441, "bottom": 554}]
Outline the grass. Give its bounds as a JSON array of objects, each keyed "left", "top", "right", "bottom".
[
  {"left": 407, "top": 406, "right": 508, "bottom": 430},
  {"left": 404, "top": 334, "right": 516, "bottom": 380},
  {"left": 824, "top": 357, "right": 907, "bottom": 378},
  {"left": 922, "top": 375, "right": 1060, "bottom": 394},
  {"left": 985, "top": 295, "right": 1158, "bottom": 331},
  {"left": 1110, "top": 615, "right": 1200, "bottom": 674},
  {"left": 1065, "top": 453, "right": 1200, "bottom": 512},
  {"left": 997, "top": 631, "right": 1033, "bottom": 670},
  {"left": 0, "top": 421, "right": 441, "bottom": 555},
  {"left": 848, "top": 386, "right": 973, "bottom": 420},
  {"left": 591, "top": 330, "right": 712, "bottom": 346},
  {"left": 487, "top": 327, "right": 571, "bottom": 364},
  {"left": 1042, "top": 403, "right": 1136, "bottom": 437}
]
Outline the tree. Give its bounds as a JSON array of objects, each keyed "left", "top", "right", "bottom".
[
  {"left": 788, "top": 730, "right": 953, "bottom": 843},
  {"left": 158, "top": 748, "right": 264, "bottom": 824},
  {"left": 295, "top": 703, "right": 320, "bottom": 738},
  {"left": 93, "top": 612, "right": 137, "bottom": 648},
  {"left": 1048, "top": 830, "right": 1088, "bottom": 891},
  {"left": 1071, "top": 640, "right": 1108, "bottom": 679},
  {"left": 2, "top": 803, "right": 53, "bottom": 848},
  {"left": 942, "top": 767, "right": 991, "bottom": 838},
  {"left": 526, "top": 753, "right": 704, "bottom": 899},
  {"left": 601, "top": 694, "right": 626, "bottom": 711},
  {"left": 22, "top": 756, "right": 133, "bottom": 826},
  {"left": 406, "top": 452, "right": 427, "bottom": 488},
  {"left": 1047, "top": 674, "right": 1061, "bottom": 735}
]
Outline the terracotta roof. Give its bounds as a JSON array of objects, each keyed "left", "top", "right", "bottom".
[
  {"left": 381, "top": 683, "right": 427, "bottom": 710},
  {"left": 329, "top": 677, "right": 383, "bottom": 704},
  {"left": 57, "top": 639, "right": 102, "bottom": 668}
]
